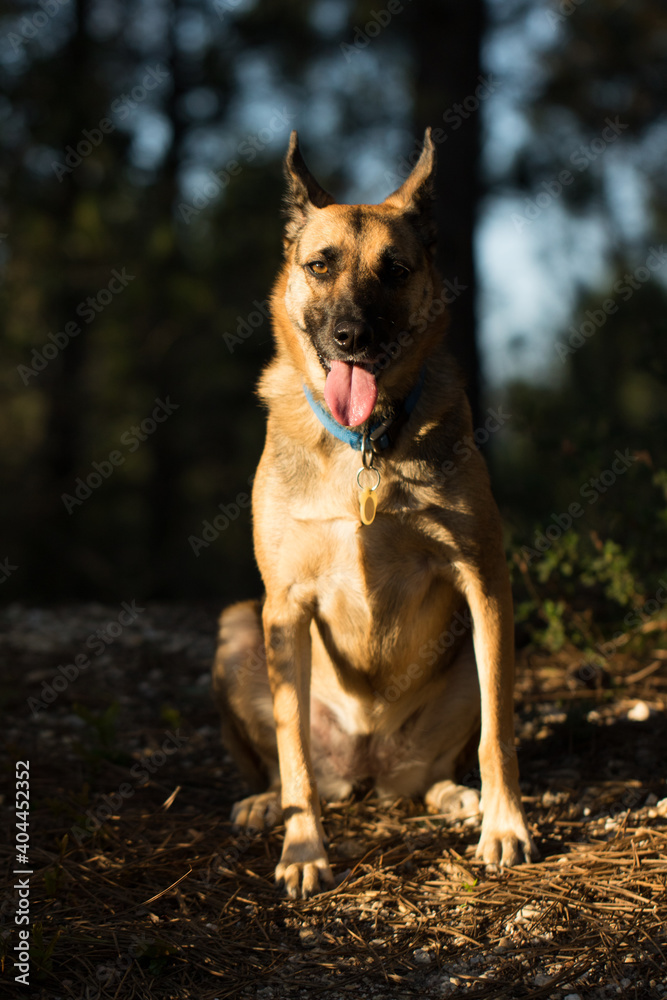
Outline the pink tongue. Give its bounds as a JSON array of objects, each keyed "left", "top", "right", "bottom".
[{"left": 324, "top": 361, "right": 378, "bottom": 427}]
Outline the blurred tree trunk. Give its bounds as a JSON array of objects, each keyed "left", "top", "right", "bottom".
[
  {"left": 141, "top": 14, "right": 189, "bottom": 598},
  {"left": 409, "top": 0, "right": 485, "bottom": 423},
  {"left": 35, "top": 0, "right": 94, "bottom": 592}
]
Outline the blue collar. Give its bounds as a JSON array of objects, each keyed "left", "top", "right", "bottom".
[{"left": 303, "top": 367, "right": 426, "bottom": 452}]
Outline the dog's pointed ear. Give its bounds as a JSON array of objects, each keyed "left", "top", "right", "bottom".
[
  {"left": 283, "top": 131, "right": 335, "bottom": 244},
  {"left": 383, "top": 128, "right": 437, "bottom": 253}
]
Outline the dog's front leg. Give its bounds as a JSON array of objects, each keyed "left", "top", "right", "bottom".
[
  {"left": 263, "top": 599, "right": 333, "bottom": 898},
  {"left": 460, "top": 564, "right": 538, "bottom": 866}
]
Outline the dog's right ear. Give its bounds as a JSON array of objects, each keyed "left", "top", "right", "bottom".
[{"left": 283, "top": 131, "right": 335, "bottom": 244}]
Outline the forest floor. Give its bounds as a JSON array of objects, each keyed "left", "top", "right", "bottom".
[{"left": 1, "top": 602, "right": 666, "bottom": 1000}]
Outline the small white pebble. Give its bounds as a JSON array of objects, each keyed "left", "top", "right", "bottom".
[
  {"left": 542, "top": 790, "right": 564, "bottom": 807},
  {"left": 513, "top": 904, "right": 542, "bottom": 925},
  {"left": 628, "top": 701, "right": 650, "bottom": 722},
  {"left": 299, "top": 928, "right": 319, "bottom": 948},
  {"left": 62, "top": 714, "right": 87, "bottom": 728},
  {"left": 413, "top": 948, "right": 432, "bottom": 964},
  {"left": 494, "top": 936, "right": 512, "bottom": 952}
]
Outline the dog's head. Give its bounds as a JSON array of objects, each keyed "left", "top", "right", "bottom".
[{"left": 275, "top": 129, "right": 444, "bottom": 428}]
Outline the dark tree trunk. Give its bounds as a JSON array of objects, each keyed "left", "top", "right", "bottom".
[
  {"left": 34, "top": 0, "right": 94, "bottom": 595},
  {"left": 141, "top": 11, "right": 190, "bottom": 597},
  {"left": 408, "top": 0, "right": 485, "bottom": 424}
]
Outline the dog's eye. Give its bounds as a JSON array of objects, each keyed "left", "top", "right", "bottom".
[
  {"left": 307, "top": 261, "right": 329, "bottom": 275},
  {"left": 389, "top": 262, "right": 410, "bottom": 279}
]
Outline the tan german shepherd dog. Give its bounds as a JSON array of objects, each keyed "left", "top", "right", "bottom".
[{"left": 213, "top": 128, "right": 537, "bottom": 898}]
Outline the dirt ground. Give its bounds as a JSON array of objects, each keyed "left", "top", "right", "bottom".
[{"left": 1, "top": 602, "right": 666, "bottom": 1000}]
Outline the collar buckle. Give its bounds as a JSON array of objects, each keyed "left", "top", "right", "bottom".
[{"left": 361, "top": 432, "right": 375, "bottom": 469}]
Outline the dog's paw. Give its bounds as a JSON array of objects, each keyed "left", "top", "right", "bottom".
[
  {"left": 425, "top": 780, "right": 480, "bottom": 821},
  {"left": 276, "top": 845, "right": 334, "bottom": 899},
  {"left": 231, "top": 790, "right": 282, "bottom": 831},
  {"left": 475, "top": 801, "right": 538, "bottom": 867}
]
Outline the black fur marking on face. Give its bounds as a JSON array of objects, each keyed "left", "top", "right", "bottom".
[
  {"left": 379, "top": 244, "right": 413, "bottom": 268},
  {"left": 377, "top": 246, "right": 413, "bottom": 285},
  {"left": 302, "top": 301, "right": 329, "bottom": 341},
  {"left": 348, "top": 208, "right": 365, "bottom": 236},
  {"left": 302, "top": 245, "right": 342, "bottom": 274}
]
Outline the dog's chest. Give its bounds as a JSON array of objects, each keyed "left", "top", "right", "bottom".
[{"left": 310, "top": 510, "right": 456, "bottom": 673}]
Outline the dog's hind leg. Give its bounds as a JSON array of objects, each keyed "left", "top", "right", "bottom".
[
  {"left": 372, "top": 636, "right": 481, "bottom": 822},
  {"left": 212, "top": 600, "right": 282, "bottom": 830},
  {"left": 422, "top": 638, "right": 482, "bottom": 821}
]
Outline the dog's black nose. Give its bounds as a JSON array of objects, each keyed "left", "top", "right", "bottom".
[{"left": 333, "top": 320, "right": 372, "bottom": 353}]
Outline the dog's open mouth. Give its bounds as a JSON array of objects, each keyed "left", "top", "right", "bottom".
[{"left": 321, "top": 359, "right": 378, "bottom": 428}]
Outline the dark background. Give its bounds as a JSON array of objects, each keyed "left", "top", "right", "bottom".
[{"left": 1, "top": 0, "right": 666, "bottom": 644}]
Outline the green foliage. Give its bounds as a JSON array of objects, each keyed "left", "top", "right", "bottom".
[
  {"left": 72, "top": 702, "right": 132, "bottom": 765},
  {"left": 44, "top": 784, "right": 91, "bottom": 820},
  {"left": 43, "top": 865, "right": 65, "bottom": 899},
  {"left": 73, "top": 702, "right": 119, "bottom": 747},
  {"left": 134, "top": 938, "right": 180, "bottom": 976},
  {"left": 494, "top": 252, "right": 667, "bottom": 657},
  {"left": 654, "top": 470, "right": 667, "bottom": 528},
  {"left": 579, "top": 539, "right": 639, "bottom": 607},
  {"left": 536, "top": 599, "right": 568, "bottom": 654},
  {"left": 160, "top": 705, "right": 183, "bottom": 731},
  {"left": 31, "top": 922, "right": 60, "bottom": 974},
  {"left": 510, "top": 469, "right": 667, "bottom": 656}
]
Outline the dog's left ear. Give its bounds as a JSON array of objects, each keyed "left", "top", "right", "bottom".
[
  {"left": 283, "top": 131, "right": 335, "bottom": 244},
  {"left": 383, "top": 128, "right": 437, "bottom": 253}
]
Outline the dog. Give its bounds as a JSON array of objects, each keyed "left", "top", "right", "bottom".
[{"left": 212, "top": 128, "right": 537, "bottom": 898}]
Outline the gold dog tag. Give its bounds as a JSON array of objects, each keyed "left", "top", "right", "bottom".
[{"left": 360, "top": 487, "right": 376, "bottom": 525}]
